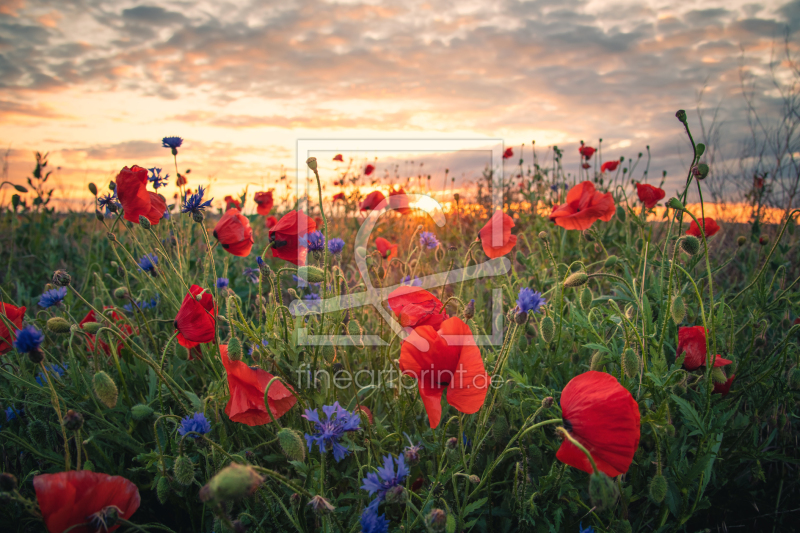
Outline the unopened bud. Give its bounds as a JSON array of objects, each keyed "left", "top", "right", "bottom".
[
  {"left": 63, "top": 410, "right": 84, "bottom": 431},
  {"left": 199, "top": 463, "right": 264, "bottom": 503},
  {"left": 604, "top": 255, "right": 617, "bottom": 268},
  {"left": 47, "top": 317, "right": 71, "bottom": 334},
  {"left": 131, "top": 404, "right": 154, "bottom": 420},
  {"left": 385, "top": 484, "right": 406, "bottom": 504},
  {"left": 590, "top": 351, "right": 604, "bottom": 371},
  {"left": 666, "top": 197, "right": 685, "bottom": 211},
  {"left": 589, "top": 471, "right": 619, "bottom": 511},
  {"left": 277, "top": 427, "right": 306, "bottom": 462},
  {"left": 464, "top": 299, "right": 475, "bottom": 320},
  {"left": 680, "top": 235, "right": 700, "bottom": 256},
  {"left": 227, "top": 338, "right": 242, "bottom": 361},
  {"left": 138, "top": 215, "right": 152, "bottom": 229},
  {"left": 93, "top": 371, "right": 118, "bottom": 408},
  {"left": 514, "top": 309, "right": 528, "bottom": 325},
  {"left": 174, "top": 455, "right": 195, "bottom": 486},
  {"left": 192, "top": 210, "right": 204, "bottom": 223},
  {"left": 540, "top": 316, "right": 555, "bottom": 343},
  {"left": 468, "top": 475, "right": 480, "bottom": 484},
  {"left": 538, "top": 231, "right": 549, "bottom": 243},
  {"left": 649, "top": 474, "right": 667, "bottom": 503},
  {"left": 52, "top": 269, "right": 71, "bottom": 287},
  {"left": 95, "top": 210, "right": 105, "bottom": 221},
  {"left": 616, "top": 205, "right": 626, "bottom": 222},
  {"left": 737, "top": 236, "right": 746, "bottom": 247},
  {"left": 759, "top": 235, "right": 769, "bottom": 246},
  {"left": 297, "top": 266, "right": 325, "bottom": 283},
  {"left": 113, "top": 287, "right": 129, "bottom": 299},
  {"left": 622, "top": 348, "right": 640, "bottom": 378},
  {"left": 541, "top": 396, "right": 554, "bottom": 408},
  {"left": 671, "top": 295, "right": 686, "bottom": 324},
  {"left": 82, "top": 322, "right": 102, "bottom": 334},
  {"left": 692, "top": 163, "right": 709, "bottom": 180},
  {"left": 564, "top": 272, "right": 588, "bottom": 288},
  {"left": 580, "top": 288, "right": 593, "bottom": 310}
]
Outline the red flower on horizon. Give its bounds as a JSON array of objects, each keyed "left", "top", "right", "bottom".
[
  {"left": 387, "top": 286, "right": 448, "bottom": 329},
  {"left": 34, "top": 470, "right": 141, "bottom": 533},
  {"left": 478, "top": 210, "right": 517, "bottom": 259},
  {"left": 549, "top": 180, "right": 615, "bottom": 231},
  {"left": 556, "top": 371, "right": 640, "bottom": 477},
  {"left": 175, "top": 284, "right": 216, "bottom": 349},
  {"left": 686, "top": 217, "right": 720, "bottom": 238},
  {"left": 503, "top": 147, "right": 514, "bottom": 159},
  {"left": 360, "top": 190, "right": 386, "bottom": 212},
  {"left": 254, "top": 191, "right": 274, "bottom": 216},
  {"left": 677, "top": 326, "right": 732, "bottom": 371},
  {"left": 213, "top": 208, "right": 254, "bottom": 257},
  {"left": 365, "top": 164, "right": 375, "bottom": 176},
  {"left": 713, "top": 374, "right": 735, "bottom": 396},
  {"left": 375, "top": 237, "right": 398, "bottom": 262},
  {"left": 333, "top": 154, "right": 344, "bottom": 162},
  {"left": 753, "top": 176, "right": 764, "bottom": 190},
  {"left": 388, "top": 186, "right": 412, "bottom": 215},
  {"left": 600, "top": 160, "right": 620, "bottom": 173},
  {"left": 0, "top": 302, "right": 25, "bottom": 355},
  {"left": 269, "top": 211, "right": 317, "bottom": 266},
  {"left": 115, "top": 165, "right": 166, "bottom": 226},
  {"left": 265, "top": 215, "right": 278, "bottom": 229},
  {"left": 579, "top": 145, "right": 596, "bottom": 159},
  {"left": 582, "top": 163, "right": 591, "bottom": 169},
  {"left": 399, "top": 316, "right": 489, "bottom": 428},
  {"left": 176, "top": 174, "right": 187, "bottom": 186},
  {"left": 224, "top": 195, "right": 241, "bottom": 211},
  {"left": 220, "top": 344, "right": 297, "bottom": 426},
  {"left": 79, "top": 308, "right": 133, "bottom": 356},
  {"left": 636, "top": 183, "right": 666, "bottom": 209},
  {"left": 333, "top": 192, "right": 346, "bottom": 202}
]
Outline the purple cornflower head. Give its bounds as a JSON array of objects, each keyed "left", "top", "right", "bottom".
[
  {"left": 178, "top": 412, "right": 211, "bottom": 438},
  {"left": 419, "top": 231, "right": 439, "bottom": 250},
  {"left": 302, "top": 231, "right": 326, "bottom": 252},
  {"left": 516, "top": 288, "right": 546, "bottom": 314},
  {"left": 138, "top": 253, "right": 158, "bottom": 274},
  {"left": 303, "top": 293, "right": 321, "bottom": 311},
  {"left": 579, "top": 523, "right": 595, "bottom": 533},
  {"left": 328, "top": 238, "right": 345, "bottom": 256},
  {"left": 35, "top": 363, "right": 67, "bottom": 386},
  {"left": 148, "top": 167, "right": 169, "bottom": 190},
  {"left": 181, "top": 185, "right": 213, "bottom": 214},
  {"left": 403, "top": 433, "right": 422, "bottom": 464},
  {"left": 302, "top": 402, "right": 361, "bottom": 462},
  {"left": 360, "top": 509, "right": 390, "bottom": 533},
  {"left": 3, "top": 406, "right": 19, "bottom": 423},
  {"left": 400, "top": 275, "right": 422, "bottom": 287},
  {"left": 242, "top": 267, "right": 259, "bottom": 284},
  {"left": 216, "top": 277, "right": 229, "bottom": 289},
  {"left": 38, "top": 287, "right": 67, "bottom": 308},
  {"left": 98, "top": 193, "right": 120, "bottom": 214},
  {"left": 162, "top": 136, "right": 183, "bottom": 149},
  {"left": 163, "top": 209, "right": 171, "bottom": 220},
  {"left": 361, "top": 453, "right": 409, "bottom": 511},
  {"left": 13, "top": 325, "right": 44, "bottom": 354}
]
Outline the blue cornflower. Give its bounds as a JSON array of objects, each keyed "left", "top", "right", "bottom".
[
  {"left": 148, "top": 167, "right": 169, "bottom": 189},
  {"left": 516, "top": 288, "right": 546, "bottom": 314},
  {"left": 162, "top": 136, "right": 183, "bottom": 149},
  {"left": 328, "top": 238, "right": 345, "bottom": 256},
  {"left": 360, "top": 509, "right": 390, "bottom": 533},
  {"left": 579, "top": 523, "right": 595, "bottom": 533},
  {"left": 182, "top": 185, "right": 213, "bottom": 214},
  {"left": 361, "top": 454, "right": 409, "bottom": 511},
  {"left": 302, "top": 402, "right": 361, "bottom": 462},
  {"left": 302, "top": 231, "right": 326, "bottom": 252},
  {"left": 419, "top": 231, "right": 439, "bottom": 250},
  {"left": 303, "top": 293, "right": 321, "bottom": 312},
  {"left": 38, "top": 287, "right": 67, "bottom": 308},
  {"left": 248, "top": 339, "right": 269, "bottom": 356},
  {"left": 216, "top": 277, "right": 229, "bottom": 289},
  {"left": 4, "top": 406, "right": 20, "bottom": 423},
  {"left": 163, "top": 209, "right": 171, "bottom": 220},
  {"left": 178, "top": 412, "right": 211, "bottom": 438},
  {"left": 138, "top": 253, "right": 158, "bottom": 274},
  {"left": 97, "top": 193, "right": 120, "bottom": 213},
  {"left": 292, "top": 274, "right": 320, "bottom": 289},
  {"left": 35, "top": 363, "right": 67, "bottom": 386},
  {"left": 13, "top": 325, "right": 44, "bottom": 354},
  {"left": 243, "top": 267, "right": 259, "bottom": 284},
  {"left": 550, "top": 183, "right": 559, "bottom": 192},
  {"left": 401, "top": 275, "right": 422, "bottom": 287}
]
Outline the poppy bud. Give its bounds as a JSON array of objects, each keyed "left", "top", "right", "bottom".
[
  {"left": 590, "top": 351, "right": 604, "bottom": 371},
  {"left": 425, "top": 508, "right": 448, "bottom": 532},
  {"left": 93, "top": 371, "right": 119, "bottom": 408},
  {"left": 788, "top": 367, "right": 800, "bottom": 390},
  {"left": 580, "top": 288, "right": 593, "bottom": 310},
  {"left": 492, "top": 415, "right": 509, "bottom": 442},
  {"left": 52, "top": 269, "right": 71, "bottom": 287},
  {"left": 671, "top": 295, "right": 686, "bottom": 324},
  {"left": 0, "top": 473, "right": 18, "bottom": 492},
  {"left": 174, "top": 455, "right": 195, "bottom": 486},
  {"left": 463, "top": 299, "right": 475, "bottom": 321},
  {"left": 156, "top": 476, "right": 170, "bottom": 504},
  {"left": 277, "top": 428, "right": 306, "bottom": 462},
  {"left": 131, "top": 404, "right": 154, "bottom": 420},
  {"left": 47, "top": 316, "right": 71, "bottom": 334},
  {"left": 692, "top": 163, "right": 709, "bottom": 180},
  {"left": 589, "top": 471, "right": 619, "bottom": 511},
  {"left": 227, "top": 337, "right": 242, "bottom": 362},
  {"left": 737, "top": 236, "right": 746, "bottom": 246},
  {"left": 675, "top": 109, "right": 687, "bottom": 123},
  {"left": 538, "top": 231, "right": 549, "bottom": 242},
  {"left": 616, "top": 205, "right": 626, "bottom": 222},
  {"left": 82, "top": 321, "right": 102, "bottom": 334},
  {"left": 113, "top": 287, "right": 129, "bottom": 300},
  {"left": 27, "top": 419, "right": 47, "bottom": 443},
  {"left": 138, "top": 215, "right": 152, "bottom": 229},
  {"left": 564, "top": 272, "right": 588, "bottom": 288},
  {"left": 514, "top": 309, "right": 528, "bottom": 325},
  {"left": 192, "top": 210, "right": 204, "bottom": 223},
  {"left": 63, "top": 409, "right": 84, "bottom": 431},
  {"left": 307, "top": 494, "right": 335, "bottom": 514},
  {"left": 199, "top": 463, "right": 264, "bottom": 503},
  {"left": 541, "top": 316, "right": 555, "bottom": 343},
  {"left": 649, "top": 474, "right": 667, "bottom": 503},
  {"left": 604, "top": 255, "right": 618, "bottom": 269},
  {"left": 759, "top": 235, "right": 769, "bottom": 246},
  {"left": 666, "top": 197, "right": 685, "bottom": 211},
  {"left": 622, "top": 348, "right": 639, "bottom": 378},
  {"left": 87, "top": 182, "right": 98, "bottom": 196},
  {"left": 95, "top": 210, "right": 104, "bottom": 221},
  {"left": 305, "top": 157, "right": 318, "bottom": 171},
  {"left": 297, "top": 266, "right": 325, "bottom": 283},
  {"left": 680, "top": 235, "right": 700, "bottom": 256}
]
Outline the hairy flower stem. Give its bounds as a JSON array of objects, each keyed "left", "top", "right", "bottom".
[{"left": 40, "top": 361, "right": 71, "bottom": 470}]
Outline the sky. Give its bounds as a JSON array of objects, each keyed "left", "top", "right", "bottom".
[{"left": 1, "top": 0, "right": 799, "bottom": 212}]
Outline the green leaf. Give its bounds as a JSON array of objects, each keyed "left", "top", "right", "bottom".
[
  {"left": 696, "top": 143, "right": 706, "bottom": 157},
  {"left": 671, "top": 394, "right": 706, "bottom": 436},
  {"left": 583, "top": 343, "right": 610, "bottom": 353},
  {"left": 463, "top": 497, "right": 488, "bottom": 516}
]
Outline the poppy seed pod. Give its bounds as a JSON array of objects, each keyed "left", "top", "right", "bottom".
[
  {"left": 131, "top": 404, "right": 154, "bottom": 420},
  {"left": 541, "top": 316, "right": 555, "bottom": 343},
  {"left": 47, "top": 316, "right": 71, "bottom": 334},
  {"left": 680, "top": 235, "right": 701, "bottom": 256},
  {"left": 199, "top": 463, "right": 264, "bottom": 503},
  {"left": 564, "top": 272, "right": 589, "bottom": 288},
  {"left": 305, "top": 157, "right": 318, "bottom": 171},
  {"left": 649, "top": 474, "right": 667, "bottom": 503},
  {"left": 666, "top": 197, "right": 685, "bottom": 211},
  {"left": 93, "top": 371, "right": 118, "bottom": 408},
  {"left": 675, "top": 109, "right": 687, "bottom": 123},
  {"left": 692, "top": 163, "right": 709, "bottom": 180},
  {"left": 174, "top": 455, "right": 195, "bottom": 486},
  {"left": 589, "top": 471, "right": 619, "bottom": 511},
  {"left": 52, "top": 269, "right": 71, "bottom": 287},
  {"left": 671, "top": 295, "right": 686, "bottom": 324},
  {"left": 277, "top": 428, "right": 306, "bottom": 462},
  {"left": 622, "top": 348, "right": 640, "bottom": 378}
]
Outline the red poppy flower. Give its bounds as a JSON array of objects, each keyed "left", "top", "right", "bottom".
[
  {"left": 582, "top": 163, "right": 591, "bottom": 169},
  {"left": 224, "top": 195, "right": 241, "bottom": 211},
  {"left": 375, "top": 237, "right": 398, "bottom": 261},
  {"left": 115, "top": 165, "right": 166, "bottom": 226},
  {"left": 478, "top": 210, "right": 517, "bottom": 258},
  {"left": 399, "top": 316, "right": 488, "bottom": 428},
  {"left": 503, "top": 147, "right": 514, "bottom": 159},
  {"left": 579, "top": 145, "right": 596, "bottom": 159},
  {"left": 314, "top": 216, "right": 323, "bottom": 229},
  {"left": 686, "top": 218, "right": 720, "bottom": 238},
  {"left": 388, "top": 186, "right": 412, "bottom": 215},
  {"left": 34, "top": 470, "right": 140, "bottom": 533},
  {"left": 176, "top": 174, "right": 187, "bottom": 186},
  {"left": 713, "top": 373, "right": 735, "bottom": 396},
  {"left": 753, "top": 176, "right": 764, "bottom": 189},
  {"left": 365, "top": 164, "right": 375, "bottom": 176},
  {"left": 333, "top": 192, "right": 346, "bottom": 202},
  {"left": 333, "top": 154, "right": 344, "bottom": 162},
  {"left": 269, "top": 211, "right": 317, "bottom": 266},
  {"left": 360, "top": 190, "right": 386, "bottom": 212},
  {"left": 387, "top": 286, "right": 448, "bottom": 329},
  {"left": 220, "top": 344, "right": 296, "bottom": 426},
  {"left": 265, "top": 216, "right": 278, "bottom": 229},
  {"left": 556, "top": 371, "right": 640, "bottom": 477},
  {"left": 213, "top": 208, "right": 254, "bottom": 257},
  {"left": 254, "top": 191, "right": 274, "bottom": 216},
  {"left": 79, "top": 308, "right": 133, "bottom": 356},
  {"left": 677, "top": 326, "right": 732, "bottom": 371},
  {"left": 174, "top": 284, "right": 216, "bottom": 348},
  {"left": 549, "top": 181, "right": 615, "bottom": 231},
  {"left": 636, "top": 183, "right": 666, "bottom": 209},
  {"left": 600, "top": 160, "right": 619, "bottom": 173},
  {"left": 0, "top": 302, "right": 25, "bottom": 355}
]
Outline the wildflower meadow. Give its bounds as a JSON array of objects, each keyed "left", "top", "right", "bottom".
[{"left": 1, "top": 112, "right": 800, "bottom": 533}]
